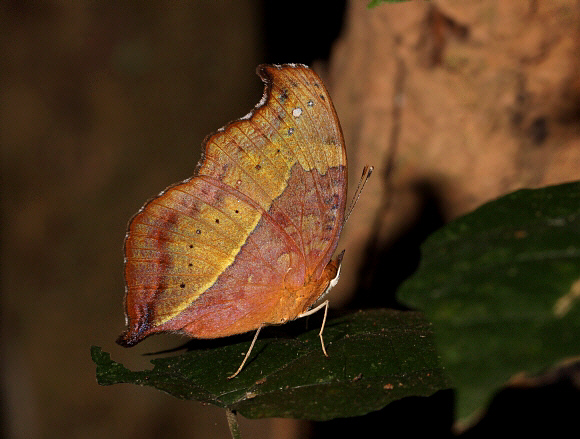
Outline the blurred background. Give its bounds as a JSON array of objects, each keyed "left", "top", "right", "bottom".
[{"left": 2, "top": 1, "right": 579, "bottom": 438}]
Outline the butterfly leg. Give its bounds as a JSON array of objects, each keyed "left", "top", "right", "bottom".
[
  {"left": 298, "top": 300, "right": 329, "bottom": 357},
  {"left": 228, "top": 326, "right": 262, "bottom": 380}
]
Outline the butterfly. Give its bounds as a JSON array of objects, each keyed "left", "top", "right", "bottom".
[{"left": 117, "top": 64, "right": 360, "bottom": 378}]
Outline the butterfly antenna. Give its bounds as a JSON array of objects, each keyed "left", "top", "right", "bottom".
[{"left": 344, "top": 165, "right": 374, "bottom": 224}]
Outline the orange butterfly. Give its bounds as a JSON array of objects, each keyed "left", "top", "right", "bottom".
[{"left": 118, "top": 64, "right": 352, "bottom": 378}]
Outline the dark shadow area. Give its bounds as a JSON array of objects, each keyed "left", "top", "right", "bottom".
[
  {"left": 147, "top": 307, "right": 352, "bottom": 357},
  {"left": 348, "top": 180, "right": 447, "bottom": 311},
  {"left": 310, "top": 389, "right": 455, "bottom": 439},
  {"left": 462, "top": 376, "right": 580, "bottom": 437},
  {"left": 261, "top": 0, "right": 347, "bottom": 65},
  {"left": 308, "top": 376, "right": 580, "bottom": 439}
]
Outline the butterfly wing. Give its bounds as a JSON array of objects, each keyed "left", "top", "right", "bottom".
[{"left": 118, "top": 64, "right": 347, "bottom": 346}]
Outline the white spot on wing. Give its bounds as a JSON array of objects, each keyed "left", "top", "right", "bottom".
[
  {"left": 292, "top": 107, "right": 302, "bottom": 117},
  {"left": 328, "top": 262, "right": 341, "bottom": 291},
  {"left": 256, "top": 90, "right": 268, "bottom": 107},
  {"left": 240, "top": 111, "right": 254, "bottom": 120},
  {"left": 278, "top": 63, "right": 309, "bottom": 69},
  {"left": 318, "top": 259, "right": 342, "bottom": 302}
]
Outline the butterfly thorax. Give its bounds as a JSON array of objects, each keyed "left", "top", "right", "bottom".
[{"left": 271, "top": 255, "right": 342, "bottom": 325}]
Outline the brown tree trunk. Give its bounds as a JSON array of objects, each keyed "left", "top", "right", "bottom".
[{"left": 326, "top": 0, "right": 580, "bottom": 305}]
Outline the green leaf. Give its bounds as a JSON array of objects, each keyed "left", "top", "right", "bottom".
[
  {"left": 398, "top": 181, "right": 580, "bottom": 420},
  {"left": 367, "top": 0, "right": 413, "bottom": 8},
  {"left": 92, "top": 309, "right": 449, "bottom": 421}
]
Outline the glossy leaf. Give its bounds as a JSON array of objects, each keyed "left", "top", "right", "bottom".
[
  {"left": 92, "top": 309, "right": 449, "bottom": 420},
  {"left": 398, "top": 181, "right": 580, "bottom": 420}
]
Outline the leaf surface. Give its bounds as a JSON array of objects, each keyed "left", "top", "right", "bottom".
[
  {"left": 92, "top": 309, "right": 449, "bottom": 420},
  {"left": 398, "top": 181, "right": 580, "bottom": 419}
]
